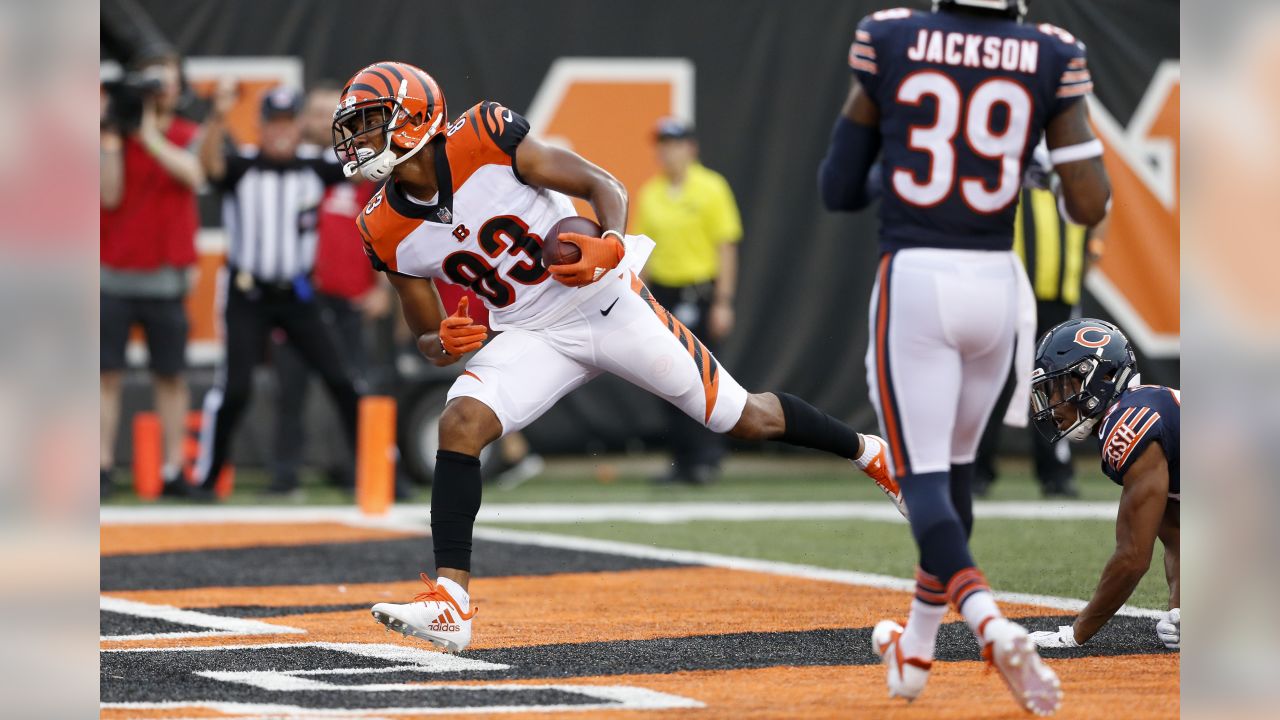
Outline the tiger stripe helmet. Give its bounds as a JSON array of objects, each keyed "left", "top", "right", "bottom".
[{"left": 332, "top": 61, "right": 447, "bottom": 181}]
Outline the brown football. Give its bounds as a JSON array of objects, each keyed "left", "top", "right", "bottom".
[{"left": 540, "top": 216, "right": 601, "bottom": 268}]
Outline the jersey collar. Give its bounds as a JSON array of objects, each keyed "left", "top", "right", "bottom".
[{"left": 385, "top": 136, "right": 454, "bottom": 224}]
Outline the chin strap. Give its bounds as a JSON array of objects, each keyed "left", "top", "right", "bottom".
[
  {"left": 343, "top": 131, "right": 432, "bottom": 182},
  {"left": 1066, "top": 415, "right": 1099, "bottom": 442}
]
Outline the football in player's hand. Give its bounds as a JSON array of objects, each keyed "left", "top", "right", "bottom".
[{"left": 540, "top": 216, "right": 600, "bottom": 268}]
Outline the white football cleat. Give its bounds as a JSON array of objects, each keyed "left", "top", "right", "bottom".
[
  {"left": 871, "top": 619, "right": 932, "bottom": 701},
  {"left": 372, "top": 573, "right": 476, "bottom": 653},
  {"left": 982, "top": 618, "right": 1063, "bottom": 716},
  {"left": 855, "top": 434, "right": 908, "bottom": 519}
]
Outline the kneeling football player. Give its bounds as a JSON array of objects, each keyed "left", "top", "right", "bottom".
[
  {"left": 1027, "top": 320, "right": 1180, "bottom": 651},
  {"left": 331, "top": 61, "right": 906, "bottom": 652}
]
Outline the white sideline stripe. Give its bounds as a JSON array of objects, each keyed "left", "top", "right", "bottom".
[
  {"left": 102, "top": 642, "right": 502, "bottom": 668},
  {"left": 103, "top": 684, "right": 703, "bottom": 715},
  {"left": 100, "top": 500, "right": 1117, "bottom": 525},
  {"left": 101, "top": 596, "right": 306, "bottom": 641},
  {"left": 471, "top": 526, "right": 1164, "bottom": 618}
]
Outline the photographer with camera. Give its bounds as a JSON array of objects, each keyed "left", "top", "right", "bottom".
[{"left": 100, "top": 53, "right": 203, "bottom": 498}]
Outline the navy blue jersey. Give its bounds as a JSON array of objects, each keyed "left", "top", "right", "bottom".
[
  {"left": 1096, "top": 385, "right": 1181, "bottom": 498},
  {"left": 849, "top": 7, "right": 1092, "bottom": 252}
]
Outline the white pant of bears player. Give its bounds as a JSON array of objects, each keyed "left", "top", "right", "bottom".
[
  {"left": 866, "top": 247, "right": 1024, "bottom": 476},
  {"left": 449, "top": 270, "right": 747, "bottom": 436}
]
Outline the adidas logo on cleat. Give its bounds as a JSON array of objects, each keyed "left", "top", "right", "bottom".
[{"left": 427, "top": 609, "right": 461, "bottom": 633}]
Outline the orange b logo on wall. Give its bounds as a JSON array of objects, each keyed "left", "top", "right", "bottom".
[
  {"left": 1087, "top": 62, "right": 1180, "bottom": 358},
  {"left": 524, "top": 58, "right": 694, "bottom": 222},
  {"left": 1073, "top": 326, "right": 1112, "bottom": 348}
]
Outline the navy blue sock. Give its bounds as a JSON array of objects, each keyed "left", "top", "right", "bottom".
[
  {"left": 431, "top": 450, "right": 483, "bottom": 571},
  {"left": 899, "top": 470, "right": 975, "bottom": 584},
  {"left": 950, "top": 462, "right": 976, "bottom": 539}
]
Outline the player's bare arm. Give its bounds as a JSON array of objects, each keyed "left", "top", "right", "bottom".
[
  {"left": 387, "top": 272, "right": 458, "bottom": 367},
  {"left": 514, "top": 135, "right": 628, "bottom": 235},
  {"left": 1158, "top": 500, "right": 1179, "bottom": 609},
  {"left": 1072, "top": 442, "right": 1169, "bottom": 643},
  {"left": 818, "top": 78, "right": 882, "bottom": 211},
  {"left": 1045, "top": 101, "right": 1111, "bottom": 227}
]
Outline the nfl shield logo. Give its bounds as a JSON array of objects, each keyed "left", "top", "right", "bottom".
[{"left": 437, "top": 207, "right": 452, "bottom": 223}]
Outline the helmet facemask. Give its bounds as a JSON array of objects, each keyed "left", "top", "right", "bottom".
[{"left": 1031, "top": 355, "right": 1133, "bottom": 443}]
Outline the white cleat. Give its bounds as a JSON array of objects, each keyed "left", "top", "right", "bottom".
[
  {"left": 855, "top": 434, "right": 908, "bottom": 519},
  {"left": 371, "top": 573, "right": 475, "bottom": 653},
  {"left": 871, "top": 619, "right": 932, "bottom": 701},
  {"left": 983, "top": 618, "right": 1064, "bottom": 716}
]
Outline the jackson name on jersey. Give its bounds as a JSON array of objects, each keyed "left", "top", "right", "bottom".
[
  {"left": 356, "top": 100, "right": 644, "bottom": 331},
  {"left": 849, "top": 7, "right": 1093, "bottom": 251}
]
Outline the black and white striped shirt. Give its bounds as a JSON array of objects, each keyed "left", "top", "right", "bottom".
[{"left": 215, "top": 145, "right": 347, "bottom": 282}]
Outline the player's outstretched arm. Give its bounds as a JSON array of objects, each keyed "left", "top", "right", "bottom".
[
  {"left": 1154, "top": 500, "right": 1180, "bottom": 649},
  {"left": 1045, "top": 101, "right": 1111, "bottom": 227},
  {"left": 818, "top": 78, "right": 882, "bottom": 211},
  {"left": 514, "top": 136, "right": 628, "bottom": 237},
  {"left": 1072, "top": 443, "right": 1169, "bottom": 644},
  {"left": 387, "top": 273, "right": 460, "bottom": 367},
  {"left": 1158, "top": 501, "right": 1179, "bottom": 610}
]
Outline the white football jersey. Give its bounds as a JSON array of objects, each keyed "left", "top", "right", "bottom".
[{"left": 357, "top": 101, "right": 646, "bottom": 331}]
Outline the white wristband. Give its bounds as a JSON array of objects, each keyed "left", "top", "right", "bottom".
[
  {"left": 1048, "top": 139, "right": 1104, "bottom": 165},
  {"left": 602, "top": 230, "right": 625, "bottom": 243}
]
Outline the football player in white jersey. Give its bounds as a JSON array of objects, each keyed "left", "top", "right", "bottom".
[{"left": 331, "top": 61, "right": 905, "bottom": 652}]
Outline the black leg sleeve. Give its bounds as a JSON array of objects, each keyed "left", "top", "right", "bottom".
[
  {"left": 431, "top": 450, "right": 483, "bottom": 571},
  {"left": 776, "top": 392, "right": 860, "bottom": 460}
]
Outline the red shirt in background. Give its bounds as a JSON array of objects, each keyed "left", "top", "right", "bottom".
[
  {"left": 433, "top": 280, "right": 490, "bottom": 329},
  {"left": 313, "top": 181, "right": 378, "bottom": 300},
  {"left": 100, "top": 116, "right": 200, "bottom": 270}
]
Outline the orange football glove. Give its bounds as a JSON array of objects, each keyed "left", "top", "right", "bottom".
[
  {"left": 548, "top": 231, "right": 625, "bottom": 287},
  {"left": 438, "top": 296, "right": 488, "bottom": 356}
]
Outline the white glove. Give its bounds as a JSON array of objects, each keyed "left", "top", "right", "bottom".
[
  {"left": 1156, "top": 608, "right": 1180, "bottom": 650},
  {"left": 1030, "top": 625, "right": 1080, "bottom": 648}
]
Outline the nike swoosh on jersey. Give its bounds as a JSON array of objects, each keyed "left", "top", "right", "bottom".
[{"left": 600, "top": 298, "right": 620, "bottom": 316}]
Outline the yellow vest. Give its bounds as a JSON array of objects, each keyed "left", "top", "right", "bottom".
[
  {"left": 634, "top": 163, "right": 743, "bottom": 286},
  {"left": 1012, "top": 186, "right": 1089, "bottom": 305}
]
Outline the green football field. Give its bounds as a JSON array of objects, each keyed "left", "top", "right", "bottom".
[{"left": 104, "top": 454, "right": 1170, "bottom": 610}]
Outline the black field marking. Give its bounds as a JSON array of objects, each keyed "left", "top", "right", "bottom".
[
  {"left": 101, "top": 537, "right": 686, "bottom": 591},
  {"left": 188, "top": 603, "right": 372, "bottom": 618},
  {"left": 100, "top": 611, "right": 210, "bottom": 637},
  {"left": 100, "top": 617, "right": 1170, "bottom": 709},
  {"left": 320, "top": 615, "right": 1171, "bottom": 683},
  {"left": 101, "top": 645, "right": 599, "bottom": 710}
]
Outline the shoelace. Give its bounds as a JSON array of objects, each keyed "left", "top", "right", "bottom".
[{"left": 413, "top": 573, "right": 478, "bottom": 619}]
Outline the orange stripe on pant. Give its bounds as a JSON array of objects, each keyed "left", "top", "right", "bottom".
[
  {"left": 630, "top": 273, "right": 720, "bottom": 424},
  {"left": 875, "top": 254, "right": 909, "bottom": 478}
]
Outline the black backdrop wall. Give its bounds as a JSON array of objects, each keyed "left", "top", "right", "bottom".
[{"left": 138, "top": 0, "right": 1179, "bottom": 451}]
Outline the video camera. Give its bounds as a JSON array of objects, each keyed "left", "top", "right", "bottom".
[
  {"left": 101, "top": 0, "right": 181, "bottom": 134},
  {"left": 101, "top": 65, "right": 168, "bottom": 134}
]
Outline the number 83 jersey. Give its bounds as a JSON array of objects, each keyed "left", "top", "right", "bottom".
[
  {"left": 357, "top": 100, "right": 618, "bottom": 331},
  {"left": 850, "top": 7, "right": 1092, "bottom": 252}
]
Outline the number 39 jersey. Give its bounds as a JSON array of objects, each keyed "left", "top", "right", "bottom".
[
  {"left": 356, "top": 101, "right": 614, "bottom": 331},
  {"left": 850, "top": 8, "right": 1093, "bottom": 252}
]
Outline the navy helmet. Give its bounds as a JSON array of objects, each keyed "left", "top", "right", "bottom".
[
  {"left": 1031, "top": 318, "right": 1137, "bottom": 443},
  {"left": 934, "top": 0, "right": 1028, "bottom": 21}
]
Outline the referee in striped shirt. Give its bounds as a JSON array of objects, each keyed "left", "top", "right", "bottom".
[
  {"left": 193, "top": 84, "right": 359, "bottom": 497},
  {"left": 975, "top": 145, "right": 1104, "bottom": 498}
]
